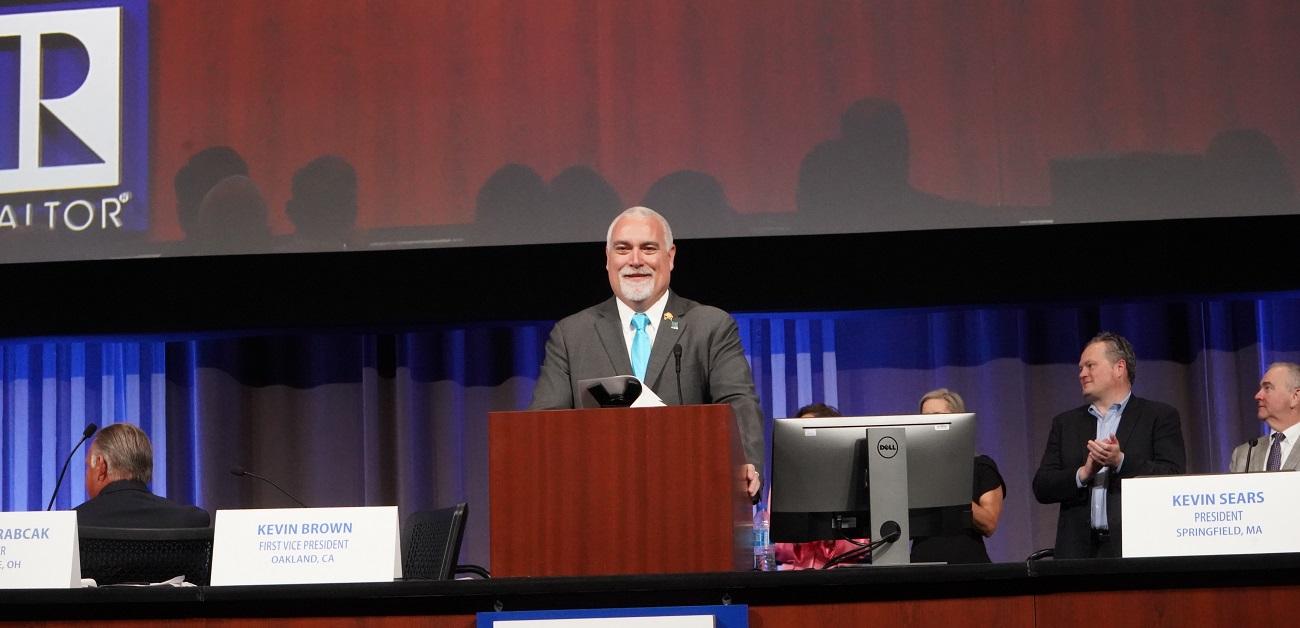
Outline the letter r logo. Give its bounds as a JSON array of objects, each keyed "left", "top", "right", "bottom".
[{"left": 0, "top": 7, "right": 121, "bottom": 194}]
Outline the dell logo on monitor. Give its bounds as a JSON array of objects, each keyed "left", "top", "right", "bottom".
[{"left": 877, "top": 436, "right": 899, "bottom": 458}]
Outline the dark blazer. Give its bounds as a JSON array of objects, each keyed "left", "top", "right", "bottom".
[
  {"left": 529, "top": 292, "right": 766, "bottom": 473},
  {"left": 1031, "top": 395, "right": 1186, "bottom": 558},
  {"left": 75, "top": 480, "right": 211, "bottom": 528}
]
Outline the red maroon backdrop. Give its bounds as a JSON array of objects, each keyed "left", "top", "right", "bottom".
[{"left": 148, "top": 0, "right": 1298, "bottom": 239}]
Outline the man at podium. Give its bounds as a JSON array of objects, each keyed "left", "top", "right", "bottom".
[{"left": 529, "top": 206, "right": 765, "bottom": 498}]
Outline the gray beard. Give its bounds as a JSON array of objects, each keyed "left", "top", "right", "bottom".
[{"left": 619, "top": 276, "right": 654, "bottom": 303}]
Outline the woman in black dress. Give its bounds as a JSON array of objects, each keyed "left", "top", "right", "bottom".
[{"left": 911, "top": 389, "right": 1007, "bottom": 564}]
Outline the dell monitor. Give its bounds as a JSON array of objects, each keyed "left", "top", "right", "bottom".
[{"left": 770, "top": 413, "right": 975, "bottom": 565}]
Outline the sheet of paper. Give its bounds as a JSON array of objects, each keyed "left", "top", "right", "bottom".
[{"left": 630, "top": 381, "right": 666, "bottom": 407}]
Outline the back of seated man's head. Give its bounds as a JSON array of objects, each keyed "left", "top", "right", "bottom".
[
  {"left": 796, "top": 403, "right": 841, "bottom": 419},
  {"left": 85, "top": 423, "right": 152, "bottom": 499}
]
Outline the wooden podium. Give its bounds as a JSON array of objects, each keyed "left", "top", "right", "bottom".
[{"left": 489, "top": 404, "right": 752, "bottom": 577}]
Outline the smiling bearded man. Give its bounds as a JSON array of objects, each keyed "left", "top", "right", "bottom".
[{"left": 529, "top": 206, "right": 766, "bottom": 498}]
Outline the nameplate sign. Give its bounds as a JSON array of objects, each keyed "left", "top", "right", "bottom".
[
  {"left": 1122, "top": 472, "right": 1300, "bottom": 558},
  {"left": 0, "top": 511, "right": 80, "bottom": 589},
  {"left": 480, "top": 605, "right": 748, "bottom": 627},
  {"left": 210, "top": 506, "right": 400, "bottom": 586}
]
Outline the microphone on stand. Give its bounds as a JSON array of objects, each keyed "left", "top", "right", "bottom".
[
  {"left": 231, "top": 467, "right": 307, "bottom": 507},
  {"left": 47, "top": 423, "right": 97, "bottom": 511},
  {"left": 1244, "top": 437, "right": 1260, "bottom": 473}
]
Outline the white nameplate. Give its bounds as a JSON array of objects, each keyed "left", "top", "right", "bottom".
[
  {"left": 497, "top": 617, "right": 714, "bottom": 627},
  {"left": 1122, "top": 472, "right": 1300, "bottom": 558},
  {"left": 210, "top": 506, "right": 400, "bottom": 586},
  {"left": 0, "top": 511, "right": 80, "bottom": 589},
  {"left": 480, "top": 605, "right": 744, "bottom": 627}
]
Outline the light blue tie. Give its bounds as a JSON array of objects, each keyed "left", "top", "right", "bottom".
[{"left": 630, "top": 313, "right": 650, "bottom": 381}]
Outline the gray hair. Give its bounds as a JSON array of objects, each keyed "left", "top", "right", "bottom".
[
  {"left": 605, "top": 206, "right": 674, "bottom": 251},
  {"left": 919, "top": 388, "right": 966, "bottom": 413},
  {"left": 90, "top": 423, "right": 153, "bottom": 485},
  {"left": 1267, "top": 362, "right": 1300, "bottom": 391},
  {"left": 1088, "top": 331, "right": 1137, "bottom": 385}
]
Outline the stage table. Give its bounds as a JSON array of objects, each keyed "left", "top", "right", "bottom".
[{"left": 4, "top": 553, "right": 1299, "bottom": 626}]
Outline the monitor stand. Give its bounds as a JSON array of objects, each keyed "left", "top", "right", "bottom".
[{"left": 866, "top": 426, "right": 910, "bottom": 565}]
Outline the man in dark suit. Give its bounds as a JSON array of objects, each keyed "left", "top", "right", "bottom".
[
  {"left": 1032, "top": 332, "right": 1186, "bottom": 558},
  {"left": 76, "top": 423, "right": 210, "bottom": 528},
  {"left": 530, "top": 206, "right": 765, "bottom": 498}
]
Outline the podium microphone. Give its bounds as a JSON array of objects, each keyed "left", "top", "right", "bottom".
[
  {"left": 47, "top": 423, "right": 97, "bottom": 511},
  {"left": 673, "top": 344, "right": 684, "bottom": 404},
  {"left": 1244, "top": 437, "right": 1260, "bottom": 473},
  {"left": 231, "top": 467, "right": 307, "bottom": 507}
]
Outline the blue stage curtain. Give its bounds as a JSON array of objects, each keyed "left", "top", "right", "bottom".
[
  {"left": 4, "top": 294, "right": 1300, "bottom": 564},
  {"left": 1, "top": 341, "right": 168, "bottom": 512}
]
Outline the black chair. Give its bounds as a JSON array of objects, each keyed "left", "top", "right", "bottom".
[
  {"left": 78, "top": 526, "right": 214, "bottom": 586},
  {"left": 401, "top": 503, "right": 468, "bottom": 580}
]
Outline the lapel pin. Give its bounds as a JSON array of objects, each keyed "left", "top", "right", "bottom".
[{"left": 664, "top": 312, "right": 678, "bottom": 329}]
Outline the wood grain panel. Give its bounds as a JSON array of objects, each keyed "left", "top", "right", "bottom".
[
  {"left": 1035, "top": 585, "right": 1300, "bottom": 625},
  {"left": 489, "top": 405, "right": 749, "bottom": 577},
  {"left": 752, "top": 596, "right": 1036, "bottom": 628}
]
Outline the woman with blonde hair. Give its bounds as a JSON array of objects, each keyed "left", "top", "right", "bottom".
[{"left": 913, "top": 389, "right": 1006, "bottom": 564}]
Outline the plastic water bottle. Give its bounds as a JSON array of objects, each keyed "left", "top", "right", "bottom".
[{"left": 753, "top": 506, "right": 775, "bottom": 571}]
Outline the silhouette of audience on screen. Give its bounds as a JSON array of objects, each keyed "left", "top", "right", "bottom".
[
  {"left": 1205, "top": 129, "right": 1296, "bottom": 214},
  {"left": 796, "top": 98, "right": 976, "bottom": 232},
  {"left": 642, "top": 170, "right": 737, "bottom": 240},
  {"left": 1049, "top": 128, "right": 1297, "bottom": 223},
  {"left": 158, "top": 117, "right": 1295, "bottom": 256},
  {"left": 472, "top": 163, "right": 549, "bottom": 245},
  {"left": 190, "top": 174, "right": 272, "bottom": 255},
  {"left": 174, "top": 146, "right": 249, "bottom": 240},
  {"left": 547, "top": 165, "right": 623, "bottom": 238},
  {"left": 284, "top": 155, "right": 360, "bottom": 251}
]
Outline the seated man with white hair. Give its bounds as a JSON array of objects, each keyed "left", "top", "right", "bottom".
[{"left": 76, "top": 423, "right": 210, "bottom": 528}]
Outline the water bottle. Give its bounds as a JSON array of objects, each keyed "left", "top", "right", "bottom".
[{"left": 753, "top": 506, "right": 775, "bottom": 571}]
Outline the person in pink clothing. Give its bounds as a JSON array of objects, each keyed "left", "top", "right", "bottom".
[{"left": 771, "top": 403, "right": 871, "bottom": 569}]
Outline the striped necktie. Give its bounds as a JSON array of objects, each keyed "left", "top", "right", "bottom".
[{"left": 1266, "top": 432, "right": 1286, "bottom": 471}]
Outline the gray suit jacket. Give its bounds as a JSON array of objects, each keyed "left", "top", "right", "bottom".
[
  {"left": 1230, "top": 434, "right": 1300, "bottom": 472},
  {"left": 529, "top": 293, "right": 766, "bottom": 474}
]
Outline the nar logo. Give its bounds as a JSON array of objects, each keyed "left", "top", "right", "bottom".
[
  {"left": 0, "top": 6, "right": 121, "bottom": 194},
  {"left": 0, "top": 0, "right": 147, "bottom": 237}
]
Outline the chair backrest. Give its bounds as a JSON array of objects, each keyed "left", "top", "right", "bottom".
[
  {"left": 402, "top": 502, "right": 468, "bottom": 580},
  {"left": 78, "top": 526, "right": 215, "bottom": 586}
]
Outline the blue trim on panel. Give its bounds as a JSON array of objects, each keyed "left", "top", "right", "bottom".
[{"left": 478, "top": 605, "right": 748, "bottom": 627}]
